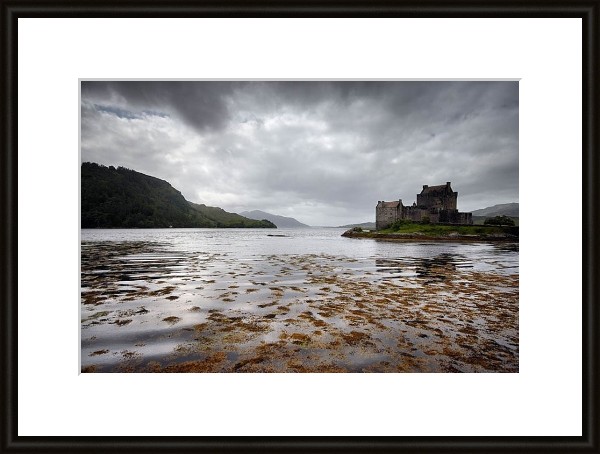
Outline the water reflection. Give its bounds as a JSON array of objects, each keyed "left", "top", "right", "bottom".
[
  {"left": 375, "top": 253, "right": 473, "bottom": 282},
  {"left": 81, "top": 241, "right": 194, "bottom": 299},
  {"left": 492, "top": 242, "right": 519, "bottom": 253}
]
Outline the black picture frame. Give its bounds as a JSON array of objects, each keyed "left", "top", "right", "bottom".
[{"left": 1, "top": 1, "right": 598, "bottom": 453}]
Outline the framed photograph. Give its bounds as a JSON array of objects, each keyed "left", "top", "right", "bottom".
[
  {"left": 2, "top": 1, "right": 597, "bottom": 452},
  {"left": 79, "top": 79, "right": 519, "bottom": 375}
]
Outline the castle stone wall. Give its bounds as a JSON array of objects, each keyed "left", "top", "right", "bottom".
[{"left": 376, "top": 202, "right": 402, "bottom": 230}]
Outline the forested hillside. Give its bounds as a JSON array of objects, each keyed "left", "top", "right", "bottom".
[{"left": 81, "top": 163, "right": 275, "bottom": 228}]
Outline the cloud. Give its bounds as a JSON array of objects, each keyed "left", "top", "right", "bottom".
[
  {"left": 82, "top": 81, "right": 237, "bottom": 132},
  {"left": 81, "top": 81, "right": 518, "bottom": 226}
]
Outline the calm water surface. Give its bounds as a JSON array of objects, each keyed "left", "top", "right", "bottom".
[{"left": 81, "top": 228, "right": 518, "bottom": 270}]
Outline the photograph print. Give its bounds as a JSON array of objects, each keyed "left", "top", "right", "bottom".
[{"left": 80, "top": 80, "right": 519, "bottom": 373}]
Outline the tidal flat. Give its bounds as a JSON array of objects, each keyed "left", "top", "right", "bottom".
[{"left": 81, "top": 229, "right": 518, "bottom": 373}]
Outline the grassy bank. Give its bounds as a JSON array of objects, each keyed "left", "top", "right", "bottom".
[{"left": 342, "top": 221, "right": 518, "bottom": 241}]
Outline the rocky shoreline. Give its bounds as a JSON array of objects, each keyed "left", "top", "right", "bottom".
[{"left": 341, "top": 229, "right": 519, "bottom": 242}]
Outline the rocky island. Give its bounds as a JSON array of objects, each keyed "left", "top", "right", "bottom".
[{"left": 342, "top": 223, "right": 518, "bottom": 242}]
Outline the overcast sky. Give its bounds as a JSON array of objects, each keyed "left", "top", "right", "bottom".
[{"left": 81, "top": 81, "right": 518, "bottom": 226}]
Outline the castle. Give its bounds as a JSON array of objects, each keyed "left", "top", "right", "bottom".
[{"left": 376, "top": 182, "right": 473, "bottom": 230}]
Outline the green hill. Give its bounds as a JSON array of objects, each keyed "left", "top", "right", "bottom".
[
  {"left": 472, "top": 203, "right": 519, "bottom": 217},
  {"left": 189, "top": 203, "right": 279, "bottom": 228},
  {"left": 81, "top": 163, "right": 276, "bottom": 229},
  {"left": 471, "top": 203, "right": 519, "bottom": 226}
]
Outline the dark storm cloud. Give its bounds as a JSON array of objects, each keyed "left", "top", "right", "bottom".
[
  {"left": 81, "top": 81, "right": 518, "bottom": 226},
  {"left": 82, "top": 81, "right": 238, "bottom": 132}
]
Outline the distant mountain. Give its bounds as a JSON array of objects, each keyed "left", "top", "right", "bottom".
[
  {"left": 471, "top": 203, "right": 519, "bottom": 226},
  {"left": 81, "top": 162, "right": 276, "bottom": 229},
  {"left": 472, "top": 203, "right": 519, "bottom": 217},
  {"left": 337, "top": 222, "right": 376, "bottom": 229},
  {"left": 240, "top": 210, "right": 310, "bottom": 228}
]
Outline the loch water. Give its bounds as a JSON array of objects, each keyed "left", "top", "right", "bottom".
[{"left": 81, "top": 228, "right": 519, "bottom": 372}]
